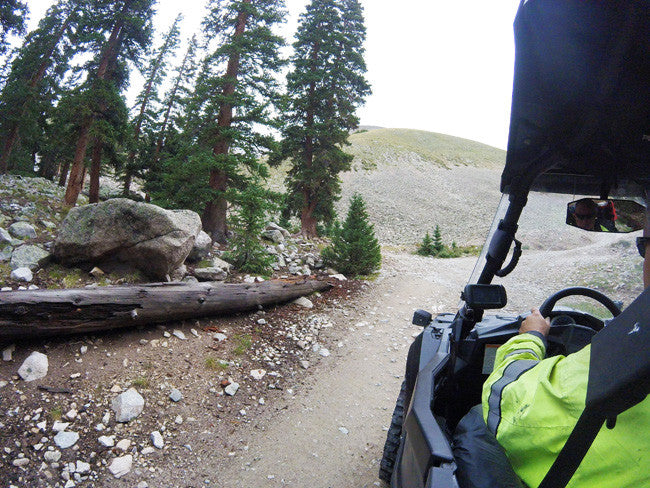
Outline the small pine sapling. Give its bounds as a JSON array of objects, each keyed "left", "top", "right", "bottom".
[{"left": 322, "top": 193, "right": 381, "bottom": 276}]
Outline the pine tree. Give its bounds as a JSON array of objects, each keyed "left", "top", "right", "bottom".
[
  {"left": 122, "top": 14, "right": 182, "bottom": 195},
  {"left": 432, "top": 224, "right": 444, "bottom": 254},
  {"left": 189, "top": 0, "right": 286, "bottom": 244},
  {"left": 63, "top": 0, "right": 155, "bottom": 206},
  {"left": 0, "top": 0, "right": 79, "bottom": 174},
  {"left": 270, "top": 0, "right": 370, "bottom": 237},
  {"left": 0, "top": 1, "right": 28, "bottom": 58},
  {"left": 417, "top": 232, "right": 436, "bottom": 256},
  {"left": 222, "top": 184, "right": 276, "bottom": 275},
  {"left": 321, "top": 193, "right": 381, "bottom": 276}
]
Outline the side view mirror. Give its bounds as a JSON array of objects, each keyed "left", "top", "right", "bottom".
[{"left": 567, "top": 198, "right": 645, "bottom": 233}]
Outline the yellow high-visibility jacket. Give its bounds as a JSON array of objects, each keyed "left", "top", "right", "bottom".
[{"left": 482, "top": 332, "right": 649, "bottom": 488}]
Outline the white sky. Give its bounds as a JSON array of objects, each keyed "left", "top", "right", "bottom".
[{"left": 23, "top": 0, "right": 519, "bottom": 149}]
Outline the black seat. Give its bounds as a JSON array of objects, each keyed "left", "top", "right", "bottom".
[{"left": 452, "top": 405, "right": 525, "bottom": 488}]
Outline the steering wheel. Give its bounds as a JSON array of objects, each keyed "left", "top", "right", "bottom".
[{"left": 539, "top": 286, "right": 622, "bottom": 326}]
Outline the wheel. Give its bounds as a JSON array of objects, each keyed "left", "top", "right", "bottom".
[{"left": 379, "top": 379, "right": 408, "bottom": 484}]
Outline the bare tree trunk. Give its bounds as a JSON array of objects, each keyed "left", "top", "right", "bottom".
[
  {"left": 64, "top": 122, "right": 91, "bottom": 205},
  {"left": 58, "top": 160, "right": 70, "bottom": 186},
  {"left": 201, "top": 2, "right": 250, "bottom": 241},
  {"left": 0, "top": 279, "right": 332, "bottom": 340},
  {"left": 89, "top": 139, "right": 102, "bottom": 203},
  {"left": 63, "top": 14, "right": 124, "bottom": 206}
]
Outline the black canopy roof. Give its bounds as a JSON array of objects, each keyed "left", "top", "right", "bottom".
[{"left": 501, "top": 0, "right": 650, "bottom": 198}]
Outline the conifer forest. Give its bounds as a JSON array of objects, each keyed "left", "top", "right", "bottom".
[{"left": 0, "top": 0, "right": 370, "bottom": 242}]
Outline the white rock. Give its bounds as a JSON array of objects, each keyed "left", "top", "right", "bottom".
[
  {"left": 36, "top": 421, "right": 46, "bottom": 431},
  {"left": 64, "top": 480, "right": 75, "bottom": 488},
  {"left": 175, "top": 415, "right": 183, "bottom": 424},
  {"left": 172, "top": 329, "right": 186, "bottom": 340},
  {"left": 224, "top": 382, "right": 240, "bottom": 396},
  {"left": 18, "top": 351, "right": 48, "bottom": 381},
  {"left": 54, "top": 431, "right": 79, "bottom": 449},
  {"left": 98, "top": 435, "right": 115, "bottom": 447},
  {"left": 102, "top": 412, "right": 110, "bottom": 424},
  {"left": 108, "top": 455, "right": 133, "bottom": 478},
  {"left": 44, "top": 450, "right": 61, "bottom": 462},
  {"left": 213, "top": 333, "right": 227, "bottom": 342},
  {"left": 76, "top": 460, "right": 90, "bottom": 474},
  {"left": 1, "top": 287, "right": 12, "bottom": 291},
  {"left": 169, "top": 389, "right": 183, "bottom": 402},
  {"left": 141, "top": 447, "right": 155, "bottom": 455},
  {"left": 65, "top": 409, "right": 77, "bottom": 420},
  {"left": 300, "top": 360, "right": 310, "bottom": 369},
  {"left": 292, "top": 297, "right": 313, "bottom": 309},
  {"left": 2, "top": 344, "right": 15, "bottom": 361},
  {"left": 111, "top": 388, "right": 144, "bottom": 422},
  {"left": 319, "top": 347, "right": 331, "bottom": 357},
  {"left": 10, "top": 267, "right": 33, "bottom": 282},
  {"left": 339, "top": 426, "right": 349, "bottom": 435},
  {"left": 79, "top": 346, "right": 88, "bottom": 355},
  {"left": 250, "top": 369, "right": 266, "bottom": 380},
  {"left": 190, "top": 328, "right": 199, "bottom": 337},
  {"left": 256, "top": 318, "right": 267, "bottom": 325},
  {"left": 110, "top": 384, "right": 122, "bottom": 393},
  {"left": 52, "top": 421, "right": 70, "bottom": 432},
  {"left": 150, "top": 431, "right": 164, "bottom": 449},
  {"left": 115, "top": 439, "right": 131, "bottom": 451},
  {"left": 12, "top": 457, "right": 29, "bottom": 467},
  {"left": 27, "top": 284, "right": 39, "bottom": 290},
  {"left": 330, "top": 273, "right": 347, "bottom": 281}
]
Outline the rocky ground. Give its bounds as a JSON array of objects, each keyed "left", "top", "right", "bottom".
[{"left": 0, "top": 161, "right": 646, "bottom": 487}]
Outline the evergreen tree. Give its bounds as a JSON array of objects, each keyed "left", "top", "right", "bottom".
[
  {"left": 0, "top": 0, "right": 79, "bottom": 174},
  {"left": 122, "top": 13, "right": 182, "bottom": 195},
  {"left": 0, "top": 1, "right": 28, "bottom": 58},
  {"left": 271, "top": 0, "right": 370, "bottom": 237},
  {"left": 222, "top": 184, "right": 276, "bottom": 275},
  {"left": 63, "top": 0, "right": 155, "bottom": 206},
  {"left": 416, "top": 232, "right": 436, "bottom": 256},
  {"left": 432, "top": 224, "right": 444, "bottom": 254},
  {"left": 321, "top": 193, "right": 381, "bottom": 276},
  {"left": 188, "top": 0, "right": 286, "bottom": 244}
]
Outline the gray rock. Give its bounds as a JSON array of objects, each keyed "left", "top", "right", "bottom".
[
  {"left": 12, "top": 457, "right": 29, "bottom": 467},
  {"left": 18, "top": 351, "right": 48, "bottom": 381},
  {"left": 150, "top": 431, "right": 164, "bottom": 449},
  {"left": 98, "top": 435, "right": 115, "bottom": 447},
  {"left": 10, "top": 245, "right": 50, "bottom": 270},
  {"left": 0, "top": 245, "right": 12, "bottom": 262},
  {"left": 187, "top": 230, "right": 212, "bottom": 262},
  {"left": 2, "top": 344, "right": 15, "bottom": 361},
  {"left": 8, "top": 221, "right": 36, "bottom": 239},
  {"left": 224, "top": 382, "right": 239, "bottom": 396},
  {"left": 181, "top": 275, "right": 199, "bottom": 283},
  {"left": 0, "top": 228, "right": 14, "bottom": 245},
  {"left": 10, "top": 267, "right": 32, "bottom": 282},
  {"left": 292, "top": 297, "right": 313, "bottom": 309},
  {"left": 54, "top": 431, "right": 79, "bottom": 449},
  {"left": 193, "top": 267, "right": 227, "bottom": 281},
  {"left": 111, "top": 388, "right": 145, "bottom": 422},
  {"left": 172, "top": 329, "right": 186, "bottom": 340},
  {"left": 53, "top": 199, "right": 202, "bottom": 280},
  {"left": 261, "top": 229, "right": 284, "bottom": 243},
  {"left": 76, "top": 460, "right": 90, "bottom": 474},
  {"left": 265, "top": 222, "right": 291, "bottom": 238},
  {"left": 169, "top": 264, "right": 186, "bottom": 281},
  {"left": 44, "top": 450, "right": 61, "bottom": 462},
  {"left": 108, "top": 455, "right": 132, "bottom": 478},
  {"left": 169, "top": 389, "right": 183, "bottom": 402}
]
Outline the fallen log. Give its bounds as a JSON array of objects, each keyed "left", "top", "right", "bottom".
[{"left": 0, "top": 278, "right": 332, "bottom": 340}]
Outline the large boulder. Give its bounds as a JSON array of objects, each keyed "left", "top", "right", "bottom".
[
  {"left": 53, "top": 199, "right": 202, "bottom": 280},
  {"left": 10, "top": 244, "right": 50, "bottom": 270}
]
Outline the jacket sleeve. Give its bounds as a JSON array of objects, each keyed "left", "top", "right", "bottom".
[{"left": 481, "top": 332, "right": 546, "bottom": 435}]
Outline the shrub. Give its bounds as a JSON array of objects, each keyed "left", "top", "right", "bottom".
[
  {"left": 321, "top": 193, "right": 381, "bottom": 276},
  {"left": 416, "top": 225, "right": 480, "bottom": 258}
]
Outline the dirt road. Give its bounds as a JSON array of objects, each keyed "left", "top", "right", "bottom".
[{"left": 187, "top": 252, "right": 475, "bottom": 488}]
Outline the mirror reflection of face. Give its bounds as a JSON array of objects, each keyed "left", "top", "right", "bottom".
[{"left": 567, "top": 198, "right": 645, "bottom": 233}]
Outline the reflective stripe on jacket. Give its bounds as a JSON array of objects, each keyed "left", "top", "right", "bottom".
[{"left": 481, "top": 333, "right": 649, "bottom": 488}]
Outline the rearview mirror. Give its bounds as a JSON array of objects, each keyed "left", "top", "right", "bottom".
[{"left": 567, "top": 199, "right": 645, "bottom": 233}]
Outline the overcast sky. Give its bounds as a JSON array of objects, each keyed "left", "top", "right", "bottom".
[{"left": 23, "top": 0, "right": 519, "bottom": 149}]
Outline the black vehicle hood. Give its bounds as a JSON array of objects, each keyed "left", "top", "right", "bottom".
[{"left": 501, "top": 0, "right": 650, "bottom": 197}]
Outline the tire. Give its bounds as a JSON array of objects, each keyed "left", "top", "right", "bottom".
[{"left": 378, "top": 379, "right": 409, "bottom": 484}]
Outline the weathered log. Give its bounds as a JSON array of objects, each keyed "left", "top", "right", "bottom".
[{"left": 0, "top": 279, "right": 332, "bottom": 340}]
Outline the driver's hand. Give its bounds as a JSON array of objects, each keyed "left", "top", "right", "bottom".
[{"left": 520, "top": 308, "right": 551, "bottom": 337}]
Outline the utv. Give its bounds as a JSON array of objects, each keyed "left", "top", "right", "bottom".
[{"left": 379, "top": 1, "right": 650, "bottom": 488}]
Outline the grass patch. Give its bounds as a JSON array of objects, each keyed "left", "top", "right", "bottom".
[
  {"left": 49, "top": 407, "right": 62, "bottom": 421},
  {"left": 196, "top": 259, "right": 213, "bottom": 269},
  {"left": 563, "top": 300, "right": 615, "bottom": 320},
  {"left": 131, "top": 376, "right": 150, "bottom": 389},
  {"left": 62, "top": 268, "right": 86, "bottom": 288},
  {"left": 204, "top": 356, "right": 229, "bottom": 371},
  {"left": 232, "top": 333, "right": 253, "bottom": 355}
]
